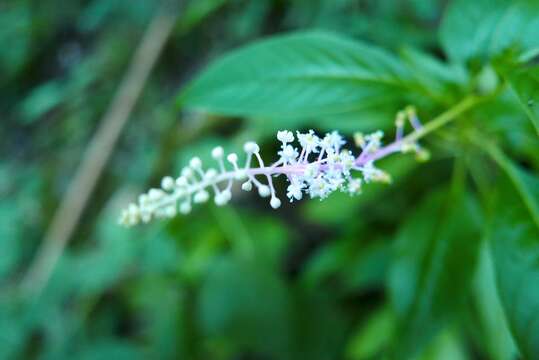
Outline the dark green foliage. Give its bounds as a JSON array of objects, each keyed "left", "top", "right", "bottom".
[{"left": 2, "top": 0, "right": 539, "bottom": 359}]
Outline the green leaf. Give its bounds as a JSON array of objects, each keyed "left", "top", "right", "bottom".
[
  {"left": 346, "top": 306, "right": 395, "bottom": 359},
  {"left": 178, "top": 31, "right": 415, "bottom": 118},
  {"left": 490, "top": 210, "right": 539, "bottom": 359},
  {"left": 440, "top": 0, "right": 539, "bottom": 63},
  {"left": 505, "top": 64, "right": 539, "bottom": 135},
  {"left": 479, "top": 140, "right": 539, "bottom": 228},
  {"left": 471, "top": 241, "right": 517, "bottom": 360},
  {"left": 198, "top": 256, "right": 291, "bottom": 356},
  {"left": 388, "top": 188, "right": 481, "bottom": 356}
]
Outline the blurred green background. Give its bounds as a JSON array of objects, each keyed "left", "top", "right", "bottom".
[{"left": 2, "top": 0, "right": 539, "bottom": 359}]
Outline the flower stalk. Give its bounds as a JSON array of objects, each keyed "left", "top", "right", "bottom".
[{"left": 119, "top": 97, "right": 480, "bottom": 226}]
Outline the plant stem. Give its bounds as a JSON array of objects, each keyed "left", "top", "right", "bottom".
[
  {"left": 364, "top": 95, "right": 483, "bottom": 164},
  {"left": 405, "top": 95, "right": 482, "bottom": 143}
]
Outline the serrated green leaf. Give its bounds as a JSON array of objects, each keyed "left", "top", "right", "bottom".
[
  {"left": 178, "top": 31, "right": 417, "bottom": 118},
  {"left": 440, "top": 0, "right": 539, "bottom": 63},
  {"left": 389, "top": 188, "right": 481, "bottom": 356},
  {"left": 490, "top": 210, "right": 539, "bottom": 359},
  {"left": 506, "top": 64, "right": 539, "bottom": 135}
]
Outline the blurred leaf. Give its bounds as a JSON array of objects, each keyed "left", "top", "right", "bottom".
[
  {"left": 177, "top": 0, "right": 229, "bottom": 33},
  {"left": 76, "top": 340, "right": 143, "bottom": 360},
  {"left": 18, "top": 82, "right": 65, "bottom": 124},
  {"left": 440, "top": 0, "right": 539, "bottom": 63},
  {"left": 0, "top": 3, "right": 32, "bottom": 80},
  {"left": 490, "top": 209, "right": 539, "bottom": 358},
  {"left": 414, "top": 329, "right": 468, "bottom": 360},
  {"left": 505, "top": 64, "right": 539, "bottom": 135},
  {"left": 178, "top": 31, "right": 417, "bottom": 118},
  {"left": 346, "top": 306, "right": 395, "bottom": 359},
  {"left": 388, "top": 187, "right": 481, "bottom": 356},
  {"left": 471, "top": 241, "right": 517, "bottom": 360},
  {"left": 198, "top": 256, "right": 291, "bottom": 357},
  {"left": 400, "top": 47, "right": 468, "bottom": 103},
  {"left": 478, "top": 139, "right": 539, "bottom": 228}
]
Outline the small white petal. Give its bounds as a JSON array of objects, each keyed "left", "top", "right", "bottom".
[{"left": 241, "top": 181, "right": 253, "bottom": 191}]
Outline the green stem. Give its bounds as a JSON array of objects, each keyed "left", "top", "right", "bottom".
[{"left": 404, "top": 95, "right": 483, "bottom": 144}]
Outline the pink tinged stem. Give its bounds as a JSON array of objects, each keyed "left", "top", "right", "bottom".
[{"left": 410, "top": 115, "right": 423, "bottom": 131}]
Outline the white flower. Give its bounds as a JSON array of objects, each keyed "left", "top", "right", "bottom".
[
  {"left": 297, "top": 130, "right": 320, "bottom": 154},
  {"left": 308, "top": 175, "right": 330, "bottom": 199},
  {"left": 340, "top": 150, "right": 356, "bottom": 176},
  {"left": 364, "top": 131, "right": 384, "bottom": 153},
  {"left": 277, "top": 130, "right": 294, "bottom": 144},
  {"left": 360, "top": 161, "right": 391, "bottom": 183},
  {"left": 348, "top": 178, "right": 362, "bottom": 194},
  {"left": 303, "top": 163, "right": 319, "bottom": 179},
  {"left": 278, "top": 144, "right": 298, "bottom": 163},
  {"left": 286, "top": 177, "right": 304, "bottom": 201},
  {"left": 321, "top": 131, "right": 345, "bottom": 151}
]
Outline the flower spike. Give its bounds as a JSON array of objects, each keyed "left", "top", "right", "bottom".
[{"left": 119, "top": 108, "right": 428, "bottom": 227}]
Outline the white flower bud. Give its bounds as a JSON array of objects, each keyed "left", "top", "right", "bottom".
[
  {"left": 161, "top": 176, "right": 175, "bottom": 191},
  {"left": 138, "top": 194, "right": 149, "bottom": 205},
  {"left": 179, "top": 202, "right": 191, "bottom": 214},
  {"left": 181, "top": 167, "right": 193, "bottom": 178},
  {"left": 189, "top": 157, "right": 202, "bottom": 169},
  {"left": 221, "top": 189, "right": 232, "bottom": 202},
  {"left": 194, "top": 190, "right": 209, "bottom": 203},
  {"left": 243, "top": 141, "right": 259, "bottom": 154},
  {"left": 176, "top": 176, "right": 188, "bottom": 187},
  {"left": 270, "top": 197, "right": 281, "bottom": 209},
  {"left": 212, "top": 146, "right": 224, "bottom": 159},
  {"left": 227, "top": 153, "right": 238, "bottom": 163},
  {"left": 258, "top": 185, "right": 270, "bottom": 197},
  {"left": 214, "top": 193, "right": 227, "bottom": 206},
  {"left": 165, "top": 205, "right": 177, "bottom": 218},
  {"left": 205, "top": 168, "right": 218, "bottom": 180},
  {"left": 241, "top": 181, "right": 252, "bottom": 191},
  {"left": 148, "top": 188, "right": 164, "bottom": 201}
]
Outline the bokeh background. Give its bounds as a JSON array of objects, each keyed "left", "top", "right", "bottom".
[{"left": 2, "top": 0, "right": 539, "bottom": 359}]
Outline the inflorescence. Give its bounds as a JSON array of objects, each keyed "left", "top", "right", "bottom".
[{"left": 119, "top": 107, "right": 429, "bottom": 226}]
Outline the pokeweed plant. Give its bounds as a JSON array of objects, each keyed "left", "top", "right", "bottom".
[{"left": 116, "top": 0, "right": 539, "bottom": 356}]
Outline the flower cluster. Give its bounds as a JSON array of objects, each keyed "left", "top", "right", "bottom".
[{"left": 119, "top": 107, "right": 427, "bottom": 226}]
